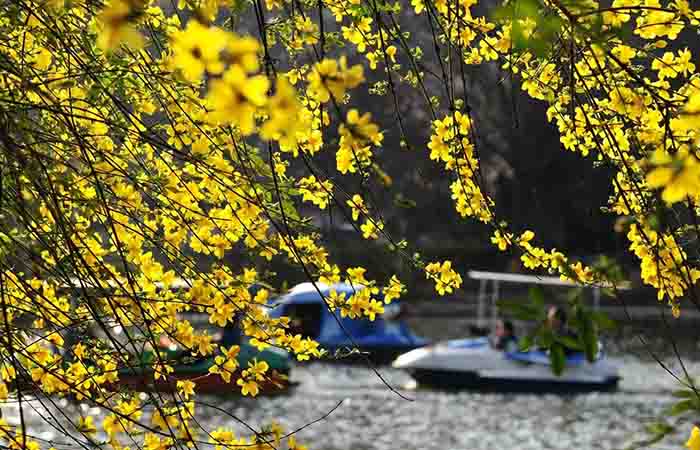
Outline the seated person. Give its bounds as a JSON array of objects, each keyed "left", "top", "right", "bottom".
[
  {"left": 490, "top": 319, "right": 518, "bottom": 352},
  {"left": 285, "top": 304, "right": 321, "bottom": 339},
  {"left": 222, "top": 316, "right": 242, "bottom": 346},
  {"left": 546, "top": 306, "right": 564, "bottom": 333}
]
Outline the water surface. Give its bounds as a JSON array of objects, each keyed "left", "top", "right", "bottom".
[{"left": 6, "top": 356, "right": 695, "bottom": 450}]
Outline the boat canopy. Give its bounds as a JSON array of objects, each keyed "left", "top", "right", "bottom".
[
  {"left": 268, "top": 282, "right": 426, "bottom": 350},
  {"left": 468, "top": 270, "right": 631, "bottom": 328}
]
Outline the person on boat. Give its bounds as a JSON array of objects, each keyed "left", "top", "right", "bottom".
[
  {"left": 222, "top": 315, "right": 242, "bottom": 346},
  {"left": 285, "top": 303, "right": 322, "bottom": 339},
  {"left": 490, "top": 319, "right": 518, "bottom": 352},
  {"left": 546, "top": 306, "right": 566, "bottom": 333}
]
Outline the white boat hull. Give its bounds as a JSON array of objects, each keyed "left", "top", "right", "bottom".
[{"left": 392, "top": 338, "right": 620, "bottom": 393}]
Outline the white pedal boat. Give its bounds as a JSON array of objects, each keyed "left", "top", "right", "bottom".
[{"left": 392, "top": 337, "right": 620, "bottom": 393}]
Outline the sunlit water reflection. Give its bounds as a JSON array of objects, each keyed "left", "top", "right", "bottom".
[{"left": 7, "top": 355, "right": 697, "bottom": 450}]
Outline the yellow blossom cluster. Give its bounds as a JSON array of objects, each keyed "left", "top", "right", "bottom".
[
  {"left": 337, "top": 109, "right": 384, "bottom": 174},
  {"left": 628, "top": 223, "right": 700, "bottom": 313},
  {"left": 345, "top": 194, "right": 384, "bottom": 240},
  {"left": 307, "top": 57, "right": 365, "bottom": 103},
  {"left": 4, "top": 0, "right": 700, "bottom": 446},
  {"left": 428, "top": 112, "right": 494, "bottom": 222},
  {"left": 425, "top": 261, "right": 463, "bottom": 295},
  {"left": 490, "top": 230, "right": 592, "bottom": 284},
  {"left": 410, "top": 0, "right": 700, "bottom": 315}
]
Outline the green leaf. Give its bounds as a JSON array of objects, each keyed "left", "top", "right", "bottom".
[
  {"left": 623, "top": 421, "right": 676, "bottom": 450},
  {"left": 528, "top": 286, "right": 545, "bottom": 307},
  {"left": 393, "top": 194, "right": 417, "bottom": 209},
  {"left": 550, "top": 343, "right": 565, "bottom": 376},
  {"left": 492, "top": 0, "right": 564, "bottom": 57},
  {"left": 645, "top": 421, "right": 674, "bottom": 436},
  {"left": 539, "top": 327, "right": 554, "bottom": 348},
  {"left": 518, "top": 333, "right": 534, "bottom": 352},
  {"left": 671, "top": 389, "right": 696, "bottom": 398},
  {"left": 558, "top": 335, "right": 583, "bottom": 351},
  {"left": 566, "top": 286, "right": 584, "bottom": 303},
  {"left": 576, "top": 309, "right": 598, "bottom": 362},
  {"left": 590, "top": 311, "right": 616, "bottom": 330},
  {"left": 496, "top": 298, "right": 541, "bottom": 321},
  {"left": 665, "top": 399, "right": 696, "bottom": 416},
  {"left": 280, "top": 199, "right": 301, "bottom": 222}
]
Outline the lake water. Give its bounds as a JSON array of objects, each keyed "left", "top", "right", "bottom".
[{"left": 8, "top": 355, "right": 697, "bottom": 450}]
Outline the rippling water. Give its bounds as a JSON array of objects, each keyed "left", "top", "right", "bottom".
[{"left": 8, "top": 355, "right": 697, "bottom": 450}]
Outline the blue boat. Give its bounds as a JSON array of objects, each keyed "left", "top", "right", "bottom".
[{"left": 267, "top": 282, "right": 429, "bottom": 364}]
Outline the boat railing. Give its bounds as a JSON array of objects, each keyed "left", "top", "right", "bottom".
[{"left": 467, "top": 270, "right": 631, "bottom": 329}]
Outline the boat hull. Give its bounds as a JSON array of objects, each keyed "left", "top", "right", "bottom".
[
  {"left": 111, "top": 343, "right": 293, "bottom": 395},
  {"left": 408, "top": 368, "right": 619, "bottom": 393},
  {"left": 393, "top": 338, "right": 621, "bottom": 394},
  {"left": 109, "top": 369, "right": 292, "bottom": 396},
  {"left": 319, "top": 344, "right": 426, "bottom": 365}
]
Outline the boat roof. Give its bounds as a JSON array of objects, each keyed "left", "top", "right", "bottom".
[{"left": 468, "top": 271, "right": 631, "bottom": 289}]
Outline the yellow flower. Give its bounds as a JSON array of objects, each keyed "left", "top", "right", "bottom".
[
  {"left": 96, "top": 0, "right": 145, "bottom": 52},
  {"left": 490, "top": 230, "right": 512, "bottom": 251},
  {"left": 207, "top": 299, "right": 234, "bottom": 326},
  {"left": 308, "top": 56, "right": 364, "bottom": 103},
  {"left": 651, "top": 51, "right": 677, "bottom": 80},
  {"left": 411, "top": 0, "right": 425, "bottom": 14},
  {"left": 224, "top": 34, "right": 261, "bottom": 73},
  {"left": 336, "top": 137, "right": 372, "bottom": 174},
  {"left": 288, "top": 436, "right": 308, "bottom": 450},
  {"left": 223, "top": 345, "right": 241, "bottom": 363},
  {"left": 687, "top": 426, "right": 700, "bottom": 450},
  {"left": 72, "top": 343, "right": 86, "bottom": 360},
  {"left": 77, "top": 416, "right": 97, "bottom": 435},
  {"left": 611, "top": 44, "right": 636, "bottom": 64},
  {"left": 260, "top": 78, "right": 302, "bottom": 145},
  {"left": 297, "top": 175, "right": 332, "bottom": 209},
  {"left": 646, "top": 148, "right": 700, "bottom": 204},
  {"left": 207, "top": 66, "right": 269, "bottom": 134},
  {"left": 144, "top": 433, "right": 172, "bottom": 450},
  {"left": 341, "top": 17, "right": 372, "bottom": 52},
  {"left": 103, "top": 415, "right": 122, "bottom": 436},
  {"left": 346, "top": 194, "right": 367, "bottom": 221},
  {"left": 46, "top": 331, "right": 63, "bottom": 346},
  {"left": 247, "top": 359, "right": 269, "bottom": 381},
  {"left": 383, "top": 275, "right": 404, "bottom": 303},
  {"left": 152, "top": 409, "right": 178, "bottom": 431},
  {"left": 344, "top": 289, "right": 370, "bottom": 318},
  {"left": 176, "top": 380, "right": 196, "bottom": 399},
  {"left": 341, "top": 109, "right": 383, "bottom": 146},
  {"left": 1, "top": 364, "right": 16, "bottom": 381},
  {"left": 346, "top": 267, "right": 369, "bottom": 285},
  {"left": 364, "top": 299, "right": 384, "bottom": 321},
  {"left": 517, "top": 230, "right": 535, "bottom": 246},
  {"left": 386, "top": 45, "right": 397, "bottom": 63},
  {"left": 360, "top": 219, "right": 383, "bottom": 240},
  {"left": 34, "top": 47, "right": 52, "bottom": 70},
  {"left": 325, "top": 289, "right": 347, "bottom": 309},
  {"left": 170, "top": 21, "right": 227, "bottom": 82},
  {"left": 237, "top": 378, "right": 260, "bottom": 396},
  {"left": 425, "top": 260, "right": 463, "bottom": 295},
  {"left": 673, "top": 85, "right": 700, "bottom": 131}
]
